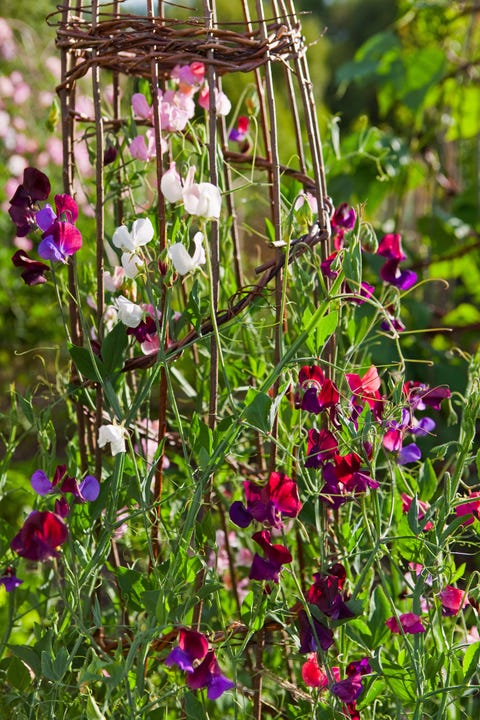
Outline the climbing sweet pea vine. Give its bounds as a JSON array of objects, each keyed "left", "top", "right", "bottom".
[{"left": 1, "top": 11, "right": 480, "bottom": 720}]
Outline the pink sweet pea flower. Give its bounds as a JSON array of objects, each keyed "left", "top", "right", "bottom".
[
  {"left": 386, "top": 612, "right": 425, "bottom": 635},
  {"left": 438, "top": 586, "right": 468, "bottom": 616},
  {"left": 455, "top": 491, "right": 480, "bottom": 526},
  {"left": 36, "top": 194, "right": 82, "bottom": 263},
  {"left": 198, "top": 85, "right": 231, "bottom": 115}
]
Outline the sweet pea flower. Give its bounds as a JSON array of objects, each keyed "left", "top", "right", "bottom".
[
  {"left": 298, "top": 608, "right": 334, "bottom": 653},
  {"left": 165, "top": 628, "right": 209, "bottom": 672},
  {"left": 129, "top": 129, "right": 167, "bottom": 162},
  {"left": 168, "top": 232, "right": 206, "bottom": 276},
  {"left": 11, "top": 249, "right": 50, "bottom": 285},
  {"left": 186, "top": 650, "right": 235, "bottom": 699},
  {"left": 307, "top": 563, "right": 354, "bottom": 620},
  {"left": 161, "top": 162, "right": 184, "bottom": 203},
  {"left": 295, "top": 364, "right": 340, "bottom": 417},
  {"left": 305, "top": 428, "right": 338, "bottom": 468},
  {"left": 229, "top": 471, "right": 302, "bottom": 529},
  {"left": 0, "top": 568, "right": 23, "bottom": 592},
  {"left": 455, "top": 491, "right": 480, "bottom": 526},
  {"left": 331, "top": 202, "right": 356, "bottom": 249},
  {"left": 386, "top": 612, "right": 425, "bottom": 635},
  {"left": 301, "top": 654, "right": 334, "bottom": 688},
  {"left": 8, "top": 166, "right": 51, "bottom": 236},
  {"left": 36, "top": 194, "right": 82, "bottom": 263},
  {"left": 198, "top": 85, "right": 232, "bottom": 115},
  {"left": 115, "top": 296, "right": 144, "bottom": 327},
  {"left": 183, "top": 166, "right": 222, "bottom": 219},
  {"left": 249, "top": 529, "right": 292, "bottom": 583},
  {"left": 401, "top": 493, "right": 434, "bottom": 531},
  {"left": 112, "top": 217, "right": 154, "bottom": 278},
  {"left": 171, "top": 62, "right": 205, "bottom": 90},
  {"left": 31, "top": 465, "right": 99, "bottom": 507},
  {"left": 229, "top": 115, "right": 250, "bottom": 144},
  {"left": 438, "top": 586, "right": 468, "bottom": 616},
  {"left": 377, "top": 233, "right": 417, "bottom": 290},
  {"left": 11, "top": 510, "right": 68, "bottom": 561},
  {"left": 98, "top": 423, "right": 128, "bottom": 455}
]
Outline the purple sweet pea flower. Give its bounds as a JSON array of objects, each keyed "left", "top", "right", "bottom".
[
  {"left": 11, "top": 250, "right": 50, "bottom": 285},
  {"left": 229, "top": 471, "right": 302, "bottom": 529},
  {"left": 398, "top": 442, "right": 422, "bottom": 465},
  {"left": 0, "top": 568, "right": 23, "bottom": 592},
  {"left": 31, "top": 465, "right": 99, "bottom": 505},
  {"left": 298, "top": 608, "right": 335, "bottom": 653},
  {"left": 380, "top": 258, "right": 417, "bottom": 290}
]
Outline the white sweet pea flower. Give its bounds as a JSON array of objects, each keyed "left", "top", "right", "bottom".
[
  {"left": 160, "top": 162, "right": 183, "bottom": 203},
  {"left": 168, "top": 232, "right": 206, "bottom": 275},
  {"left": 112, "top": 218, "right": 154, "bottom": 278},
  {"left": 115, "top": 295, "right": 143, "bottom": 327},
  {"left": 182, "top": 167, "right": 221, "bottom": 219},
  {"left": 98, "top": 423, "right": 128, "bottom": 456}
]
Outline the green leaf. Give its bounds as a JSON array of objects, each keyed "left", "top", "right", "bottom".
[
  {"left": 463, "top": 641, "right": 480, "bottom": 682},
  {"left": 407, "top": 494, "right": 420, "bottom": 535},
  {"left": 5, "top": 656, "right": 32, "bottom": 691},
  {"left": 189, "top": 413, "right": 213, "bottom": 470},
  {"left": 243, "top": 389, "right": 272, "bottom": 433},
  {"left": 117, "top": 568, "right": 146, "bottom": 612},
  {"left": 185, "top": 692, "right": 207, "bottom": 719},
  {"left": 9, "top": 645, "right": 41, "bottom": 677},
  {"left": 368, "top": 585, "right": 391, "bottom": 647},
  {"left": 101, "top": 322, "right": 128, "bottom": 374},
  {"left": 68, "top": 344, "right": 106, "bottom": 382},
  {"left": 419, "top": 458, "right": 438, "bottom": 501},
  {"left": 301, "top": 309, "right": 338, "bottom": 355}
]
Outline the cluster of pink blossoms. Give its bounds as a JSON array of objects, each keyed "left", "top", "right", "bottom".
[{"left": 129, "top": 61, "right": 231, "bottom": 162}]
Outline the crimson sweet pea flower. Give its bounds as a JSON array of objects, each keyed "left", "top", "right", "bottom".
[
  {"left": 301, "top": 654, "right": 331, "bottom": 688},
  {"left": 438, "top": 586, "right": 468, "bottom": 616},
  {"left": 249, "top": 529, "right": 292, "bottom": 582},
  {"left": 229, "top": 471, "right": 302, "bottom": 529},
  {"left": 10, "top": 510, "right": 68, "bottom": 561},
  {"left": 386, "top": 612, "right": 425, "bottom": 635},
  {"left": 305, "top": 428, "right": 338, "bottom": 468}
]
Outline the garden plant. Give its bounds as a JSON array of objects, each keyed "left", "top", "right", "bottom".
[{"left": 0, "top": 0, "right": 479, "bottom": 718}]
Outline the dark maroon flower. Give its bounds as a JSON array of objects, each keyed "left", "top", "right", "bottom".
[
  {"left": 8, "top": 167, "right": 51, "bottom": 236},
  {"left": 103, "top": 143, "right": 118, "bottom": 165},
  {"left": 307, "top": 563, "right": 354, "bottom": 620},
  {"left": 249, "top": 529, "right": 292, "bottom": 582},
  {"left": 298, "top": 608, "right": 335, "bottom": 653},
  {"left": 321, "top": 250, "right": 340, "bottom": 279},
  {"left": 403, "top": 381, "right": 451, "bottom": 411},
  {"left": 229, "top": 471, "right": 302, "bottom": 529},
  {"left": 164, "top": 628, "right": 209, "bottom": 672},
  {"left": 186, "top": 649, "right": 235, "bottom": 699},
  {"left": 127, "top": 315, "right": 157, "bottom": 343},
  {"left": 10, "top": 510, "right": 68, "bottom": 561},
  {"left": 305, "top": 428, "right": 338, "bottom": 468},
  {"left": 0, "top": 567, "right": 23, "bottom": 592},
  {"left": 11, "top": 250, "right": 50, "bottom": 285}
]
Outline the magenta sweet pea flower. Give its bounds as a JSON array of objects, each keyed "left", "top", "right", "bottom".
[
  {"left": 386, "top": 612, "right": 425, "bottom": 635},
  {"left": 380, "top": 258, "right": 417, "bottom": 290},
  {"left": 438, "top": 586, "right": 468, "bottom": 616},
  {"left": 455, "top": 491, "right": 480, "bottom": 526},
  {"left": 186, "top": 649, "right": 235, "bottom": 699},
  {"left": 229, "top": 471, "right": 302, "bottom": 529},
  {"left": 331, "top": 202, "right": 356, "bottom": 249},
  {"left": 36, "top": 194, "right": 82, "bottom": 263},
  {"left": 0, "top": 567, "right": 23, "bottom": 592},
  {"left": 164, "top": 628, "right": 209, "bottom": 672},
  {"left": 378, "top": 233, "right": 406, "bottom": 260},
  {"left": 11, "top": 249, "right": 50, "bottom": 285},
  {"left": 249, "top": 529, "right": 292, "bottom": 583},
  {"left": 10, "top": 510, "right": 68, "bottom": 561}
]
